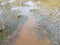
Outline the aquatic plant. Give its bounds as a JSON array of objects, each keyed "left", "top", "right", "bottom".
[
  {"left": 32, "top": 5, "right": 60, "bottom": 45},
  {"left": 0, "top": 1, "right": 22, "bottom": 45}
]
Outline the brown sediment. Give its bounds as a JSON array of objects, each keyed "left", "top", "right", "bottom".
[{"left": 14, "top": 18, "right": 51, "bottom": 45}]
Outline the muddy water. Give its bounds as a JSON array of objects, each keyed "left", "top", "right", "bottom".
[{"left": 14, "top": 2, "right": 51, "bottom": 45}]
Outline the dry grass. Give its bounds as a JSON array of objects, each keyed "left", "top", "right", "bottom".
[{"left": 36, "top": 0, "right": 60, "bottom": 8}]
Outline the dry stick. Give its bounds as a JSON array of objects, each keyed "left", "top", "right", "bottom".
[{"left": 0, "top": 29, "right": 3, "bottom": 45}]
